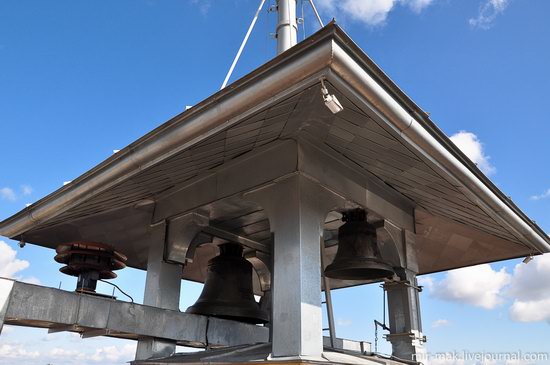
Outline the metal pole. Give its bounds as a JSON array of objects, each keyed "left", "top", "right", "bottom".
[
  {"left": 276, "top": 0, "right": 298, "bottom": 54},
  {"left": 320, "top": 239, "right": 336, "bottom": 347},
  {"left": 308, "top": 0, "right": 324, "bottom": 28}
]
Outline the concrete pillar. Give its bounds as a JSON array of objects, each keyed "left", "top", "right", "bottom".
[
  {"left": 136, "top": 222, "right": 183, "bottom": 360},
  {"left": 246, "top": 174, "right": 342, "bottom": 359}
]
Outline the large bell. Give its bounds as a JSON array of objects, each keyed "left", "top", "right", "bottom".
[
  {"left": 186, "top": 242, "right": 268, "bottom": 324},
  {"left": 324, "top": 209, "right": 395, "bottom": 281}
]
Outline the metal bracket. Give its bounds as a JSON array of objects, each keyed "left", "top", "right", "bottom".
[
  {"left": 244, "top": 250, "right": 272, "bottom": 292},
  {"left": 203, "top": 225, "right": 271, "bottom": 254},
  {"left": 164, "top": 213, "right": 210, "bottom": 265}
]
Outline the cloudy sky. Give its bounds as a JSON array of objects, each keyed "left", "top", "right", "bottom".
[{"left": 1, "top": 0, "right": 549, "bottom": 364}]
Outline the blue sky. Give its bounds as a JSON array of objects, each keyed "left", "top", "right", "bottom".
[{"left": 1, "top": 0, "right": 549, "bottom": 364}]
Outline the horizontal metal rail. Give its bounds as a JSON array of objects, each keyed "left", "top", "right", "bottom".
[{"left": 0, "top": 278, "right": 268, "bottom": 348}]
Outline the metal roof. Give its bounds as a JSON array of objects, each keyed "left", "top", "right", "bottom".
[{"left": 1, "top": 23, "right": 548, "bottom": 285}]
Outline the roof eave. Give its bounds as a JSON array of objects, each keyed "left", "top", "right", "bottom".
[
  {"left": 325, "top": 35, "right": 550, "bottom": 253},
  {"left": 0, "top": 25, "right": 340, "bottom": 239},
  {"left": 1, "top": 23, "right": 548, "bottom": 255}
]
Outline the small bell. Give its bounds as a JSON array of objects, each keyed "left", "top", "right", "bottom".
[
  {"left": 186, "top": 243, "right": 268, "bottom": 324},
  {"left": 325, "top": 209, "right": 395, "bottom": 281}
]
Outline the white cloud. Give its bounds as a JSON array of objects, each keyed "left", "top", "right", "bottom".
[
  {"left": 0, "top": 241, "right": 30, "bottom": 278},
  {"left": 423, "top": 255, "right": 550, "bottom": 324},
  {"left": 189, "top": 0, "right": 212, "bottom": 15},
  {"left": 0, "top": 187, "right": 16, "bottom": 202},
  {"left": 469, "top": 0, "right": 509, "bottom": 29},
  {"left": 93, "top": 344, "right": 135, "bottom": 362},
  {"left": 20, "top": 185, "right": 32, "bottom": 196},
  {"left": 0, "top": 185, "right": 32, "bottom": 202},
  {"left": 37, "top": 343, "right": 136, "bottom": 364},
  {"left": 509, "top": 298, "right": 550, "bottom": 323},
  {"left": 418, "top": 275, "right": 434, "bottom": 290},
  {"left": 0, "top": 343, "right": 40, "bottom": 359},
  {"left": 89, "top": 343, "right": 136, "bottom": 362},
  {"left": 530, "top": 188, "right": 550, "bottom": 201},
  {"left": 449, "top": 131, "right": 496, "bottom": 175},
  {"left": 316, "top": 0, "right": 435, "bottom": 26},
  {"left": 336, "top": 318, "right": 353, "bottom": 326},
  {"left": 505, "top": 361, "right": 536, "bottom": 365},
  {"left": 429, "top": 357, "right": 465, "bottom": 365},
  {"left": 431, "top": 319, "right": 450, "bottom": 329},
  {"left": 49, "top": 347, "right": 85, "bottom": 359},
  {"left": 425, "top": 264, "right": 511, "bottom": 309},
  {"left": 508, "top": 254, "right": 550, "bottom": 323},
  {"left": 406, "top": 0, "right": 435, "bottom": 13}
]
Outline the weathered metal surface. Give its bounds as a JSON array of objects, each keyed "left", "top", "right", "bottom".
[
  {"left": 0, "top": 278, "right": 269, "bottom": 348},
  {"left": 324, "top": 209, "right": 395, "bottom": 281},
  {"left": 276, "top": 0, "right": 298, "bottom": 54},
  {"left": 0, "top": 24, "right": 547, "bottom": 284},
  {"left": 165, "top": 213, "right": 209, "bottom": 265},
  {"left": 247, "top": 174, "right": 345, "bottom": 358},
  {"left": 132, "top": 342, "right": 382, "bottom": 365},
  {"left": 384, "top": 270, "right": 426, "bottom": 362},
  {"left": 137, "top": 223, "right": 183, "bottom": 359},
  {"left": 322, "top": 337, "right": 372, "bottom": 353},
  {"left": 186, "top": 243, "right": 268, "bottom": 324},
  {"left": 0, "top": 279, "right": 14, "bottom": 334}
]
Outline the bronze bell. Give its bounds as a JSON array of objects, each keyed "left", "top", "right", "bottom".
[
  {"left": 324, "top": 209, "right": 395, "bottom": 281},
  {"left": 186, "top": 242, "right": 268, "bottom": 324}
]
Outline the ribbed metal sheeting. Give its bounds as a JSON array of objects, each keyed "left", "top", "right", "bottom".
[
  {"left": 35, "top": 92, "right": 303, "bottom": 230},
  {"left": 27, "top": 82, "right": 520, "bottom": 246},
  {"left": 316, "top": 89, "right": 521, "bottom": 244}
]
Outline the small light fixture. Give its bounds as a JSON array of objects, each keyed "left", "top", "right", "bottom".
[
  {"left": 523, "top": 255, "right": 534, "bottom": 264},
  {"left": 321, "top": 79, "right": 343, "bottom": 114}
]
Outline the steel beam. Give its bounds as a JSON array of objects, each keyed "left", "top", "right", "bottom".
[
  {"left": 246, "top": 174, "right": 344, "bottom": 359},
  {"left": 136, "top": 222, "right": 184, "bottom": 360},
  {"left": 0, "top": 278, "right": 269, "bottom": 347},
  {"left": 164, "top": 213, "right": 210, "bottom": 265},
  {"left": 0, "top": 279, "right": 14, "bottom": 334},
  {"left": 154, "top": 138, "right": 414, "bottom": 234}
]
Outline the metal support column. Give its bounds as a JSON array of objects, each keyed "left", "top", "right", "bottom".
[
  {"left": 246, "top": 174, "right": 343, "bottom": 359},
  {"left": 384, "top": 268, "right": 427, "bottom": 363},
  {"left": 380, "top": 228, "right": 426, "bottom": 362},
  {"left": 136, "top": 222, "right": 183, "bottom": 360},
  {"left": 276, "top": 0, "right": 298, "bottom": 54}
]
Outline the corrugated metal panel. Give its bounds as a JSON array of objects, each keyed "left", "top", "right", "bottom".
[
  {"left": 27, "top": 84, "right": 522, "bottom": 246},
  {"left": 321, "top": 91, "right": 521, "bottom": 243},
  {"left": 37, "top": 92, "right": 304, "bottom": 229}
]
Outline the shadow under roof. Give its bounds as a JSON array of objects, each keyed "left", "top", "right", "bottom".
[{"left": 1, "top": 23, "right": 548, "bottom": 285}]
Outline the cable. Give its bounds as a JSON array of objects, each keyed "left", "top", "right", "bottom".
[
  {"left": 301, "top": 0, "right": 306, "bottom": 41},
  {"left": 221, "top": 0, "right": 267, "bottom": 89},
  {"left": 308, "top": 0, "right": 324, "bottom": 28},
  {"left": 98, "top": 279, "right": 134, "bottom": 303}
]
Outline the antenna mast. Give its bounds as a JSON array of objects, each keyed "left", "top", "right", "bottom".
[{"left": 276, "top": 0, "right": 298, "bottom": 54}]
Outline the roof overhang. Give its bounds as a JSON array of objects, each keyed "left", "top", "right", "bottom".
[{"left": 1, "top": 23, "right": 548, "bottom": 286}]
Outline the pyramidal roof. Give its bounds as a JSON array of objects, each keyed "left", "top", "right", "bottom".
[{"left": 1, "top": 23, "right": 548, "bottom": 284}]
